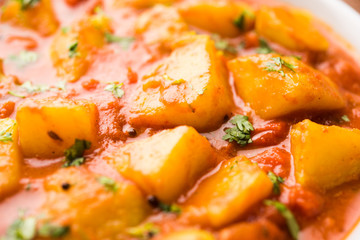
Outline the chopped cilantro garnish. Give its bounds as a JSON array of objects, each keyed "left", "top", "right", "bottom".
[
  {"left": 61, "top": 27, "right": 70, "bottom": 34},
  {"left": 267, "top": 172, "right": 284, "bottom": 195},
  {"left": 256, "top": 38, "right": 273, "bottom": 54},
  {"left": 127, "top": 222, "right": 160, "bottom": 240},
  {"left": 2, "top": 212, "right": 36, "bottom": 240},
  {"left": 37, "top": 223, "right": 70, "bottom": 238},
  {"left": 264, "top": 57, "right": 298, "bottom": 77},
  {"left": 68, "top": 41, "right": 79, "bottom": 58},
  {"left": 0, "top": 123, "right": 15, "bottom": 142},
  {"left": 159, "top": 203, "right": 182, "bottom": 214},
  {"left": 21, "top": 81, "right": 49, "bottom": 94},
  {"left": 8, "top": 91, "right": 26, "bottom": 98},
  {"left": 233, "top": 9, "right": 254, "bottom": 31},
  {"left": 96, "top": 176, "right": 119, "bottom": 192},
  {"left": 18, "top": 0, "right": 40, "bottom": 10},
  {"left": 63, "top": 139, "right": 91, "bottom": 167},
  {"left": 105, "top": 82, "right": 124, "bottom": 98},
  {"left": 105, "top": 33, "right": 135, "bottom": 50},
  {"left": 264, "top": 200, "right": 299, "bottom": 240},
  {"left": 9, "top": 51, "right": 38, "bottom": 68},
  {"left": 212, "top": 34, "right": 237, "bottom": 54},
  {"left": 222, "top": 115, "right": 254, "bottom": 146},
  {"left": 341, "top": 115, "right": 350, "bottom": 122}
]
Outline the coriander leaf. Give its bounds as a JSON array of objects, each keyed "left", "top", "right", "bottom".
[
  {"left": 105, "top": 33, "right": 135, "bottom": 50},
  {"left": 2, "top": 214, "right": 37, "bottom": 240},
  {"left": 9, "top": 50, "right": 38, "bottom": 68},
  {"left": 158, "top": 203, "right": 181, "bottom": 214},
  {"left": 63, "top": 139, "right": 91, "bottom": 168},
  {"left": 21, "top": 81, "right": 49, "bottom": 94},
  {"left": 264, "top": 57, "right": 298, "bottom": 77},
  {"left": 233, "top": 9, "right": 254, "bottom": 31},
  {"left": 264, "top": 200, "right": 299, "bottom": 240},
  {"left": 61, "top": 27, "right": 70, "bottom": 34},
  {"left": 68, "top": 41, "right": 79, "bottom": 58},
  {"left": 222, "top": 115, "right": 254, "bottom": 146},
  {"left": 212, "top": 34, "right": 237, "bottom": 54},
  {"left": 341, "top": 115, "right": 350, "bottom": 122},
  {"left": 8, "top": 91, "right": 26, "bottom": 98},
  {"left": 38, "top": 223, "right": 70, "bottom": 238},
  {"left": 105, "top": 82, "right": 124, "bottom": 98},
  {"left": 96, "top": 176, "right": 119, "bottom": 192},
  {"left": 256, "top": 38, "right": 273, "bottom": 54},
  {"left": 0, "top": 123, "right": 14, "bottom": 143},
  {"left": 127, "top": 223, "right": 159, "bottom": 240},
  {"left": 18, "top": 0, "right": 40, "bottom": 10},
  {"left": 267, "top": 172, "right": 284, "bottom": 195}
]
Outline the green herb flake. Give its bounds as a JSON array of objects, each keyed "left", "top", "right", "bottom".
[
  {"left": 2, "top": 213, "right": 37, "bottom": 240},
  {"left": 68, "top": 41, "right": 79, "bottom": 58},
  {"left": 267, "top": 172, "right": 284, "bottom": 195},
  {"left": 264, "top": 57, "right": 298, "bottom": 77},
  {"left": 9, "top": 50, "right": 38, "bottom": 68},
  {"left": 21, "top": 81, "right": 49, "bottom": 94},
  {"left": 96, "top": 176, "right": 119, "bottom": 192},
  {"left": 212, "top": 34, "right": 237, "bottom": 54},
  {"left": 37, "top": 223, "right": 70, "bottom": 238},
  {"left": 105, "top": 82, "right": 124, "bottom": 98},
  {"left": 159, "top": 203, "right": 182, "bottom": 214},
  {"left": 222, "top": 115, "right": 254, "bottom": 146},
  {"left": 63, "top": 139, "right": 91, "bottom": 168},
  {"left": 8, "top": 91, "right": 26, "bottom": 98},
  {"left": 0, "top": 123, "right": 15, "bottom": 142},
  {"left": 256, "top": 38, "right": 273, "bottom": 54},
  {"left": 264, "top": 200, "right": 299, "bottom": 240},
  {"left": 105, "top": 33, "right": 135, "bottom": 50},
  {"left": 61, "top": 27, "right": 70, "bottom": 34},
  {"left": 233, "top": 9, "right": 254, "bottom": 31},
  {"left": 127, "top": 222, "right": 160, "bottom": 240},
  {"left": 18, "top": 0, "right": 40, "bottom": 10},
  {"left": 341, "top": 115, "right": 350, "bottom": 122}
]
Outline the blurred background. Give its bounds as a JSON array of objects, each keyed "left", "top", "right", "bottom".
[{"left": 344, "top": 0, "right": 360, "bottom": 11}]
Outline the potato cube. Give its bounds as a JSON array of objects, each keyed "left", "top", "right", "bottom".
[
  {"left": 178, "top": 0, "right": 255, "bottom": 37},
  {"left": 1, "top": 0, "right": 59, "bottom": 36},
  {"left": 114, "top": 0, "right": 174, "bottom": 8},
  {"left": 256, "top": 6, "right": 328, "bottom": 51},
  {"left": 50, "top": 14, "right": 111, "bottom": 82},
  {"left": 291, "top": 119, "right": 360, "bottom": 190},
  {"left": 227, "top": 54, "right": 345, "bottom": 119},
  {"left": 183, "top": 156, "right": 272, "bottom": 227},
  {"left": 135, "top": 5, "right": 189, "bottom": 50},
  {"left": 0, "top": 118, "right": 21, "bottom": 198},
  {"left": 42, "top": 168, "right": 150, "bottom": 239},
  {"left": 106, "top": 126, "right": 216, "bottom": 203},
  {"left": 129, "top": 35, "right": 233, "bottom": 131},
  {"left": 16, "top": 97, "right": 98, "bottom": 158},
  {"left": 162, "top": 229, "right": 215, "bottom": 240}
]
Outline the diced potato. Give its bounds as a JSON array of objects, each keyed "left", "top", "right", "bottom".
[
  {"left": 16, "top": 97, "right": 98, "bottom": 158},
  {"left": 178, "top": 0, "right": 255, "bottom": 37},
  {"left": 161, "top": 229, "right": 215, "bottom": 240},
  {"left": 135, "top": 5, "right": 189, "bottom": 50},
  {"left": 129, "top": 35, "right": 233, "bottom": 131},
  {"left": 50, "top": 14, "right": 111, "bottom": 82},
  {"left": 291, "top": 119, "right": 360, "bottom": 190},
  {"left": 106, "top": 126, "right": 216, "bottom": 203},
  {"left": 256, "top": 6, "right": 328, "bottom": 51},
  {"left": 218, "top": 221, "right": 287, "bottom": 240},
  {"left": 227, "top": 54, "right": 345, "bottom": 119},
  {"left": 114, "top": 0, "right": 174, "bottom": 8},
  {"left": 1, "top": 0, "right": 59, "bottom": 36},
  {"left": 0, "top": 118, "right": 21, "bottom": 198},
  {"left": 42, "top": 168, "right": 150, "bottom": 239},
  {"left": 182, "top": 156, "right": 272, "bottom": 227}
]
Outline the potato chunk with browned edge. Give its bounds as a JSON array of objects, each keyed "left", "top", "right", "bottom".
[
  {"left": 228, "top": 54, "right": 345, "bottom": 119},
  {"left": 114, "top": 0, "right": 174, "bottom": 8},
  {"left": 182, "top": 156, "right": 272, "bottom": 227},
  {"left": 50, "top": 14, "right": 111, "bottom": 82},
  {"left": 161, "top": 229, "right": 215, "bottom": 240},
  {"left": 0, "top": 118, "right": 21, "bottom": 198},
  {"left": 1, "top": 0, "right": 59, "bottom": 36},
  {"left": 106, "top": 126, "right": 216, "bottom": 203},
  {"left": 256, "top": 7, "right": 328, "bottom": 51},
  {"left": 135, "top": 5, "right": 189, "bottom": 50},
  {"left": 129, "top": 35, "right": 233, "bottom": 131},
  {"left": 16, "top": 97, "right": 98, "bottom": 158},
  {"left": 42, "top": 168, "right": 150, "bottom": 239},
  {"left": 178, "top": 0, "right": 255, "bottom": 37},
  {"left": 291, "top": 119, "right": 360, "bottom": 191}
]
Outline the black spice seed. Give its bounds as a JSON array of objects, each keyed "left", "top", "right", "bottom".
[
  {"left": 147, "top": 195, "right": 160, "bottom": 208},
  {"left": 127, "top": 128, "right": 137, "bottom": 137},
  {"left": 61, "top": 182, "right": 71, "bottom": 191},
  {"left": 48, "top": 131, "right": 63, "bottom": 141}
]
